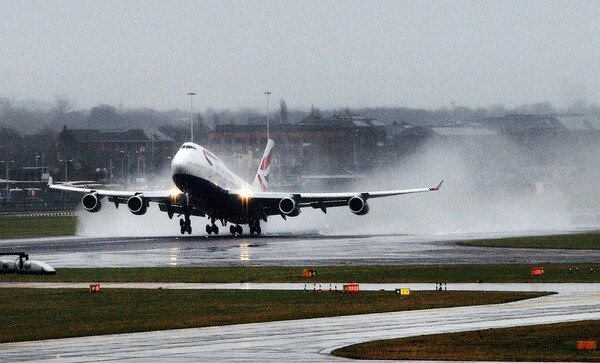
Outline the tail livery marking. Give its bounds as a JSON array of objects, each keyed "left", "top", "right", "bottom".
[
  {"left": 253, "top": 139, "right": 275, "bottom": 192},
  {"left": 260, "top": 148, "right": 273, "bottom": 171}
]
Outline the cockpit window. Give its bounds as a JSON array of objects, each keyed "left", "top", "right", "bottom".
[{"left": 181, "top": 145, "right": 196, "bottom": 150}]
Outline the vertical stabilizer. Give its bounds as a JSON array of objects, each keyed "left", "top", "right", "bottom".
[{"left": 252, "top": 139, "right": 275, "bottom": 192}]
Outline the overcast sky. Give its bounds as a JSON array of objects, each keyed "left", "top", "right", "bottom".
[{"left": 2, "top": 1, "right": 599, "bottom": 111}]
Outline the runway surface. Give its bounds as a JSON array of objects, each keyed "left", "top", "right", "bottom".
[
  {"left": 1, "top": 283, "right": 599, "bottom": 362},
  {"left": 0, "top": 231, "right": 599, "bottom": 267},
  {"left": 1, "top": 232, "right": 599, "bottom": 361}
]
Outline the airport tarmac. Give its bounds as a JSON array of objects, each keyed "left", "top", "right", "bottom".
[
  {"left": 1, "top": 283, "right": 599, "bottom": 362},
  {"left": 1, "top": 232, "right": 598, "bottom": 361},
  {"left": 0, "top": 231, "right": 599, "bottom": 267}
]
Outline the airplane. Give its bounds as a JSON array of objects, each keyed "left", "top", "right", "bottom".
[
  {"left": 49, "top": 139, "right": 442, "bottom": 236},
  {"left": 0, "top": 253, "right": 56, "bottom": 275}
]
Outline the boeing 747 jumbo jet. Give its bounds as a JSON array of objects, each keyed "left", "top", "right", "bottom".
[{"left": 49, "top": 140, "right": 442, "bottom": 236}]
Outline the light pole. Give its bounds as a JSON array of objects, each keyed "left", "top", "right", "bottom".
[
  {"left": 1, "top": 160, "right": 13, "bottom": 197},
  {"left": 264, "top": 91, "right": 271, "bottom": 140},
  {"left": 59, "top": 159, "right": 72, "bottom": 182},
  {"left": 187, "top": 92, "right": 196, "bottom": 143}
]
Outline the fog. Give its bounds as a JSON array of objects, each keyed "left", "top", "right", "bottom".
[
  {"left": 265, "top": 137, "right": 587, "bottom": 237},
  {"left": 77, "top": 134, "right": 600, "bottom": 237},
  {"left": 2, "top": 2, "right": 600, "bottom": 110}
]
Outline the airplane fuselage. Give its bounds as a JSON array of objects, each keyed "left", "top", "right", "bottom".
[{"left": 170, "top": 142, "right": 254, "bottom": 224}]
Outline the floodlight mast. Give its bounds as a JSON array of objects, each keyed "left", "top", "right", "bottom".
[
  {"left": 188, "top": 92, "right": 196, "bottom": 143},
  {"left": 264, "top": 91, "right": 271, "bottom": 140}
]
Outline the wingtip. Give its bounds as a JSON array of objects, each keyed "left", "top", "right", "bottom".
[
  {"left": 431, "top": 180, "right": 444, "bottom": 191},
  {"left": 47, "top": 176, "right": 53, "bottom": 186}
]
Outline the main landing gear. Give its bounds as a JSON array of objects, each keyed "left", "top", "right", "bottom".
[
  {"left": 179, "top": 215, "right": 192, "bottom": 235},
  {"left": 229, "top": 225, "right": 243, "bottom": 236},
  {"left": 205, "top": 219, "right": 262, "bottom": 236},
  {"left": 206, "top": 223, "right": 219, "bottom": 235},
  {"left": 206, "top": 217, "right": 222, "bottom": 235},
  {"left": 249, "top": 220, "right": 262, "bottom": 236}
]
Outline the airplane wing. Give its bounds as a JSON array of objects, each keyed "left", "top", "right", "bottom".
[
  {"left": 228, "top": 180, "right": 444, "bottom": 219},
  {"left": 47, "top": 177, "right": 204, "bottom": 218}
]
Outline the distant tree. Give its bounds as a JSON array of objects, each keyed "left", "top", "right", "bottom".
[
  {"left": 158, "top": 124, "right": 190, "bottom": 144},
  {"left": 58, "top": 125, "right": 76, "bottom": 150},
  {"left": 309, "top": 105, "right": 322, "bottom": 118},
  {"left": 0, "top": 97, "right": 11, "bottom": 110},
  {"left": 566, "top": 100, "right": 590, "bottom": 114},
  {"left": 122, "top": 108, "right": 170, "bottom": 129},
  {"left": 87, "top": 104, "right": 122, "bottom": 128},
  {"left": 52, "top": 98, "right": 72, "bottom": 128},
  {"left": 279, "top": 99, "right": 289, "bottom": 124},
  {"left": 193, "top": 113, "right": 211, "bottom": 143},
  {"left": 513, "top": 102, "right": 556, "bottom": 115},
  {"left": 1, "top": 126, "right": 23, "bottom": 161}
]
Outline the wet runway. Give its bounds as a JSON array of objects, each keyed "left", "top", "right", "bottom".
[
  {"left": 1, "top": 231, "right": 599, "bottom": 267},
  {"left": 1, "top": 283, "right": 599, "bottom": 362},
  {"left": 1, "top": 232, "right": 599, "bottom": 361}
]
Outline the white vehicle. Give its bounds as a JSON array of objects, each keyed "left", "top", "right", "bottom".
[
  {"left": 0, "top": 253, "right": 56, "bottom": 275},
  {"left": 50, "top": 140, "right": 442, "bottom": 236}
]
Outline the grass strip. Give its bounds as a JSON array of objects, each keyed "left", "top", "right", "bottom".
[
  {"left": 0, "top": 215, "right": 76, "bottom": 238},
  {"left": 0, "top": 289, "right": 544, "bottom": 343},
  {"left": 457, "top": 232, "right": 600, "bottom": 250},
  {"left": 332, "top": 320, "right": 600, "bottom": 362},
  {"left": 2, "top": 264, "right": 599, "bottom": 283}
]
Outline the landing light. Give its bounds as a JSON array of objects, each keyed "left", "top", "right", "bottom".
[
  {"left": 169, "top": 188, "right": 180, "bottom": 198},
  {"left": 238, "top": 189, "right": 254, "bottom": 199}
]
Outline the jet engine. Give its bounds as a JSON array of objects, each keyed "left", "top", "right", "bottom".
[
  {"left": 127, "top": 195, "right": 147, "bottom": 215},
  {"left": 82, "top": 193, "right": 102, "bottom": 213},
  {"left": 348, "top": 196, "right": 369, "bottom": 215},
  {"left": 279, "top": 197, "right": 301, "bottom": 217}
]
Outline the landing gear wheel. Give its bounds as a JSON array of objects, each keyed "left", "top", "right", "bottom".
[
  {"left": 180, "top": 217, "right": 192, "bottom": 235},
  {"left": 230, "top": 225, "right": 243, "bottom": 236},
  {"left": 249, "top": 220, "right": 262, "bottom": 236}
]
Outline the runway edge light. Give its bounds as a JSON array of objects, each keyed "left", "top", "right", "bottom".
[
  {"left": 531, "top": 267, "right": 544, "bottom": 276},
  {"left": 343, "top": 284, "right": 359, "bottom": 293},
  {"left": 577, "top": 341, "right": 597, "bottom": 350}
]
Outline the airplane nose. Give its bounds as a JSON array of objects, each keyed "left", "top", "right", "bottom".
[{"left": 170, "top": 150, "right": 189, "bottom": 175}]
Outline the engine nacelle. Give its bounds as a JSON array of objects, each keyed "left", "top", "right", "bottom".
[
  {"left": 127, "top": 195, "right": 147, "bottom": 215},
  {"left": 279, "top": 197, "right": 301, "bottom": 217},
  {"left": 348, "top": 196, "right": 370, "bottom": 215},
  {"left": 82, "top": 193, "right": 102, "bottom": 213}
]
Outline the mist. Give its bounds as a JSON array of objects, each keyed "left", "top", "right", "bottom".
[{"left": 76, "top": 132, "right": 599, "bottom": 238}]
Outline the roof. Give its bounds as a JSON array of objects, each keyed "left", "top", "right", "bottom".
[
  {"left": 479, "top": 115, "right": 564, "bottom": 131},
  {"left": 70, "top": 128, "right": 174, "bottom": 143},
  {"left": 298, "top": 113, "right": 385, "bottom": 127},
  {"left": 431, "top": 126, "right": 498, "bottom": 136},
  {"left": 554, "top": 114, "right": 600, "bottom": 131},
  {"left": 214, "top": 123, "right": 382, "bottom": 133}
]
